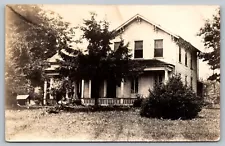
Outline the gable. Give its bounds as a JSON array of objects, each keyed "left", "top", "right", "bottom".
[
  {"left": 115, "top": 14, "right": 200, "bottom": 52},
  {"left": 115, "top": 14, "right": 179, "bottom": 39}
]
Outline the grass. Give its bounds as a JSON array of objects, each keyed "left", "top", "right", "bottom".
[{"left": 5, "top": 107, "right": 220, "bottom": 142}]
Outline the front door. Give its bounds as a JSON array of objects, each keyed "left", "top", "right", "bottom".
[
  {"left": 91, "top": 79, "right": 100, "bottom": 98},
  {"left": 107, "top": 79, "right": 116, "bottom": 98}
]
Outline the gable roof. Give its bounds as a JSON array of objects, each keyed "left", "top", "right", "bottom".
[
  {"left": 115, "top": 14, "right": 200, "bottom": 52},
  {"left": 47, "top": 51, "right": 63, "bottom": 63}
]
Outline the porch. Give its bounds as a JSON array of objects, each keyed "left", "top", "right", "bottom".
[
  {"left": 43, "top": 69, "right": 173, "bottom": 106},
  {"left": 43, "top": 55, "right": 175, "bottom": 106}
]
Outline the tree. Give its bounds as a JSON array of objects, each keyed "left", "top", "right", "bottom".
[
  {"left": 197, "top": 9, "right": 220, "bottom": 82},
  {"left": 203, "top": 80, "right": 220, "bottom": 105},
  {"left": 5, "top": 5, "right": 76, "bottom": 105},
  {"left": 59, "top": 13, "right": 144, "bottom": 107}
]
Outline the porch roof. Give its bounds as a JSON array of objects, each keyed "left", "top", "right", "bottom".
[{"left": 131, "top": 59, "right": 174, "bottom": 68}]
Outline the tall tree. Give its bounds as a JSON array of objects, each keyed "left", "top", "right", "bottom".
[
  {"left": 59, "top": 13, "right": 144, "bottom": 107},
  {"left": 5, "top": 5, "right": 76, "bottom": 105},
  {"left": 197, "top": 9, "right": 220, "bottom": 82}
]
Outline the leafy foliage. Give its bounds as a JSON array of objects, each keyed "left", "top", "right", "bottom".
[
  {"left": 133, "top": 94, "right": 144, "bottom": 108},
  {"left": 197, "top": 9, "right": 220, "bottom": 82},
  {"left": 140, "top": 74, "right": 204, "bottom": 120},
  {"left": 176, "top": 37, "right": 198, "bottom": 52},
  {"left": 203, "top": 80, "right": 220, "bottom": 106},
  {"left": 49, "top": 78, "right": 76, "bottom": 104},
  {"left": 5, "top": 5, "right": 76, "bottom": 106}
]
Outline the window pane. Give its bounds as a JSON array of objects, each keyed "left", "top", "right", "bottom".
[
  {"left": 134, "top": 50, "right": 143, "bottom": 58},
  {"left": 159, "top": 75, "right": 162, "bottom": 84},
  {"left": 154, "top": 49, "right": 163, "bottom": 57},
  {"left": 114, "top": 42, "right": 120, "bottom": 51},
  {"left": 135, "top": 41, "right": 143, "bottom": 50},
  {"left": 131, "top": 79, "right": 134, "bottom": 93},
  {"left": 185, "top": 76, "right": 187, "bottom": 86},
  {"left": 179, "top": 47, "right": 181, "bottom": 62},
  {"left": 131, "top": 78, "right": 138, "bottom": 93},
  {"left": 185, "top": 51, "right": 187, "bottom": 66},
  {"left": 154, "top": 75, "right": 158, "bottom": 85},
  {"left": 135, "top": 78, "right": 138, "bottom": 93},
  {"left": 154, "top": 40, "right": 163, "bottom": 49}
]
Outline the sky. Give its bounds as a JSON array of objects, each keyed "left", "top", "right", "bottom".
[{"left": 43, "top": 5, "right": 219, "bottom": 80}]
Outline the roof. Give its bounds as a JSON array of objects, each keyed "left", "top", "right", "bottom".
[
  {"left": 45, "top": 51, "right": 63, "bottom": 71},
  {"left": 47, "top": 51, "right": 63, "bottom": 63},
  {"left": 131, "top": 59, "right": 175, "bottom": 68},
  {"left": 45, "top": 65, "right": 60, "bottom": 71},
  {"left": 16, "top": 95, "right": 29, "bottom": 100},
  {"left": 115, "top": 14, "right": 200, "bottom": 52}
]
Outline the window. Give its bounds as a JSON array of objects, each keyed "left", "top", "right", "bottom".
[
  {"left": 114, "top": 42, "right": 120, "bottom": 51},
  {"left": 154, "top": 39, "right": 163, "bottom": 57},
  {"left": 185, "top": 75, "right": 187, "bottom": 86},
  {"left": 190, "top": 77, "right": 193, "bottom": 89},
  {"left": 179, "top": 46, "right": 181, "bottom": 63},
  {"left": 185, "top": 50, "right": 187, "bottom": 66},
  {"left": 131, "top": 78, "right": 138, "bottom": 93},
  {"left": 190, "top": 53, "right": 193, "bottom": 69},
  {"left": 134, "top": 41, "right": 143, "bottom": 58},
  {"left": 154, "top": 74, "right": 163, "bottom": 85}
]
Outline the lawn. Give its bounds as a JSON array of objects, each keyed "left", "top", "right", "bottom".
[{"left": 5, "top": 107, "right": 220, "bottom": 142}]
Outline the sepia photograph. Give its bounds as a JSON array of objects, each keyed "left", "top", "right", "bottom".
[{"left": 5, "top": 5, "right": 220, "bottom": 142}]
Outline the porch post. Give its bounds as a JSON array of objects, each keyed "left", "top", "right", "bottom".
[
  {"left": 89, "top": 80, "right": 91, "bottom": 98},
  {"left": 164, "top": 70, "right": 169, "bottom": 84},
  {"left": 49, "top": 78, "right": 54, "bottom": 99},
  {"left": 73, "top": 81, "right": 77, "bottom": 99},
  {"left": 81, "top": 79, "right": 84, "bottom": 98},
  {"left": 65, "top": 89, "right": 69, "bottom": 99},
  {"left": 43, "top": 80, "right": 47, "bottom": 105},
  {"left": 103, "top": 80, "right": 107, "bottom": 97},
  {"left": 121, "top": 78, "right": 124, "bottom": 98}
]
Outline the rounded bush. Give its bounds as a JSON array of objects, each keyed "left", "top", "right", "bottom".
[
  {"left": 133, "top": 94, "right": 143, "bottom": 107},
  {"left": 133, "top": 98, "right": 143, "bottom": 107},
  {"left": 140, "top": 74, "right": 204, "bottom": 120}
]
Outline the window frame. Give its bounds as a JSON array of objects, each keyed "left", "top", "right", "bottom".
[
  {"left": 131, "top": 77, "right": 138, "bottom": 93},
  {"left": 154, "top": 74, "right": 163, "bottom": 85},
  {"left": 154, "top": 39, "right": 163, "bottom": 57},
  {"left": 185, "top": 50, "right": 188, "bottom": 67},
  {"left": 134, "top": 40, "right": 143, "bottom": 58},
  {"left": 185, "top": 75, "right": 187, "bottom": 86},
  {"left": 179, "top": 46, "right": 181, "bottom": 63},
  {"left": 190, "top": 53, "right": 193, "bottom": 69}
]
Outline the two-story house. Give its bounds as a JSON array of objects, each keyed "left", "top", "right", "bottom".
[{"left": 44, "top": 14, "right": 200, "bottom": 106}]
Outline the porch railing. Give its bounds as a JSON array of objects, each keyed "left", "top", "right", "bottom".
[
  {"left": 82, "top": 98, "right": 95, "bottom": 106},
  {"left": 81, "top": 98, "right": 136, "bottom": 106}
]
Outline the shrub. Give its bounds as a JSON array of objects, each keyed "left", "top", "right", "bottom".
[
  {"left": 73, "top": 99, "right": 82, "bottom": 105},
  {"left": 140, "top": 74, "right": 204, "bottom": 120},
  {"left": 133, "top": 94, "right": 143, "bottom": 107}
]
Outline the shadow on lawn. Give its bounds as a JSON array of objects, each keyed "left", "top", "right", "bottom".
[
  {"left": 6, "top": 105, "right": 134, "bottom": 113},
  {"left": 59, "top": 105, "right": 132, "bottom": 113}
]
